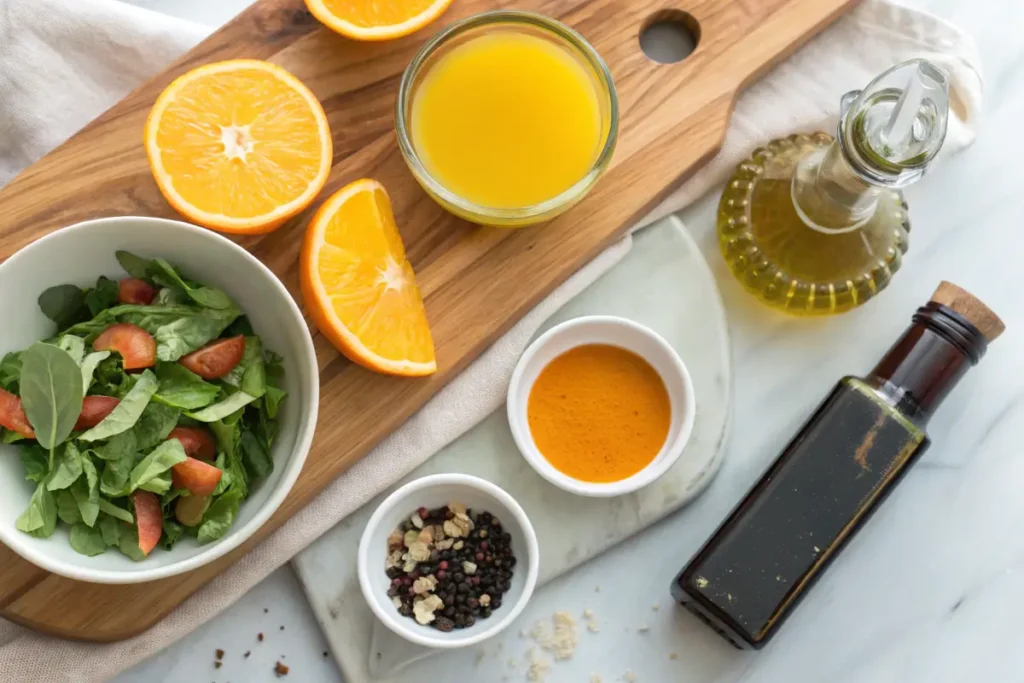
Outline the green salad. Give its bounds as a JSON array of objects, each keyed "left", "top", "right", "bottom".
[{"left": 0, "top": 251, "right": 287, "bottom": 560}]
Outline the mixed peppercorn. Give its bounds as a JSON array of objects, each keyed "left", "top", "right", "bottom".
[{"left": 385, "top": 501, "right": 516, "bottom": 631}]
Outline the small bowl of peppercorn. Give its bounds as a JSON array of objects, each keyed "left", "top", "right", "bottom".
[{"left": 357, "top": 473, "right": 539, "bottom": 649}]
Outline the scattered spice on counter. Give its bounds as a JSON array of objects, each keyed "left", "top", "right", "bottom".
[
  {"left": 637, "top": 625, "right": 649, "bottom": 633},
  {"left": 385, "top": 502, "right": 516, "bottom": 631},
  {"left": 279, "top": 625, "right": 285, "bottom": 631},
  {"left": 214, "top": 662, "right": 222, "bottom": 670},
  {"left": 651, "top": 603, "right": 660, "bottom": 611},
  {"left": 595, "top": 585, "right": 601, "bottom": 592},
  {"left": 215, "top": 649, "right": 224, "bottom": 661},
  {"left": 669, "top": 653, "right": 678, "bottom": 660},
  {"left": 244, "top": 651, "right": 251, "bottom": 659},
  {"left": 258, "top": 633, "right": 264, "bottom": 642},
  {"left": 591, "top": 676, "right": 603, "bottom": 683},
  {"left": 274, "top": 661, "right": 290, "bottom": 677},
  {"left": 322, "top": 651, "right": 329, "bottom": 658},
  {"left": 526, "top": 647, "right": 551, "bottom": 682},
  {"left": 623, "top": 670, "right": 637, "bottom": 682},
  {"left": 264, "top": 608, "right": 269, "bottom": 613},
  {"left": 529, "top": 612, "right": 578, "bottom": 660}
]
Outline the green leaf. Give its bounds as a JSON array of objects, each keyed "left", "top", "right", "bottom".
[
  {"left": 240, "top": 429, "right": 273, "bottom": 479},
  {"left": 80, "top": 351, "right": 111, "bottom": 391},
  {"left": 153, "top": 308, "right": 240, "bottom": 362},
  {"left": 117, "top": 524, "right": 147, "bottom": 561},
  {"left": 222, "top": 337, "right": 265, "bottom": 397},
  {"left": 0, "top": 351, "right": 22, "bottom": 393},
  {"left": 153, "top": 362, "right": 220, "bottom": 410},
  {"left": 197, "top": 489, "right": 242, "bottom": 544},
  {"left": 154, "top": 287, "right": 187, "bottom": 306},
  {"left": 149, "top": 258, "right": 235, "bottom": 310},
  {"left": 46, "top": 442, "right": 83, "bottom": 491},
  {"left": 78, "top": 369, "right": 158, "bottom": 442},
  {"left": 128, "top": 439, "right": 186, "bottom": 493},
  {"left": 94, "top": 430, "right": 138, "bottom": 461},
  {"left": 98, "top": 499, "right": 134, "bottom": 524},
  {"left": 2, "top": 428, "right": 24, "bottom": 444},
  {"left": 19, "top": 446, "right": 48, "bottom": 483},
  {"left": 57, "top": 335, "right": 85, "bottom": 364},
  {"left": 161, "top": 519, "right": 184, "bottom": 550},
  {"left": 132, "top": 402, "right": 180, "bottom": 451},
  {"left": 225, "top": 316, "right": 255, "bottom": 337},
  {"left": 116, "top": 250, "right": 153, "bottom": 279},
  {"left": 186, "top": 392, "right": 258, "bottom": 423},
  {"left": 138, "top": 470, "right": 172, "bottom": 494},
  {"left": 56, "top": 490, "right": 82, "bottom": 525},
  {"left": 100, "top": 449, "right": 134, "bottom": 498},
  {"left": 69, "top": 523, "right": 107, "bottom": 556},
  {"left": 37, "top": 284, "right": 87, "bottom": 328},
  {"left": 72, "top": 455, "right": 100, "bottom": 527},
  {"left": 17, "top": 482, "right": 57, "bottom": 538},
  {"left": 264, "top": 351, "right": 287, "bottom": 419},
  {"left": 19, "top": 342, "right": 84, "bottom": 454},
  {"left": 99, "top": 515, "right": 124, "bottom": 546},
  {"left": 83, "top": 276, "right": 120, "bottom": 317}
]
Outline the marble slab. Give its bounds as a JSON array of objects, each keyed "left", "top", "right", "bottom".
[{"left": 291, "top": 216, "right": 733, "bottom": 681}]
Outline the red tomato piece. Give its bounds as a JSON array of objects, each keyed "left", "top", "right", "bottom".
[
  {"left": 167, "top": 426, "right": 217, "bottom": 461},
  {"left": 171, "top": 457, "right": 223, "bottom": 497},
  {"left": 131, "top": 490, "right": 163, "bottom": 556},
  {"left": 118, "top": 278, "right": 157, "bottom": 305},
  {"left": 94, "top": 323, "right": 156, "bottom": 370},
  {"left": 0, "top": 388, "right": 34, "bottom": 439},
  {"left": 179, "top": 335, "right": 245, "bottom": 380},
  {"left": 74, "top": 396, "right": 120, "bottom": 430}
]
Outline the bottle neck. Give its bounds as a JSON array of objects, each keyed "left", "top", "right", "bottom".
[
  {"left": 791, "top": 139, "right": 881, "bottom": 234},
  {"left": 866, "top": 303, "right": 988, "bottom": 425}
]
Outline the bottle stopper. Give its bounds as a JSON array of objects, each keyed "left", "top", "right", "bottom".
[{"left": 931, "top": 281, "right": 1004, "bottom": 342}]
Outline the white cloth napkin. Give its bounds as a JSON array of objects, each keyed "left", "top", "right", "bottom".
[{"left": 0, "top": 0, "right": 982, "bottom": 680}]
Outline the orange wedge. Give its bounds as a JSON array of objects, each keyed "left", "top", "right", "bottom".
[
  {"left": 145, "top": 59, "right": 332, "bottom": 235},
  {"left": 300, "top": 179, "right": 436, "bottom": 376},
  {"left": 305, "top": 0, "right": 453, "bottom": 41}
]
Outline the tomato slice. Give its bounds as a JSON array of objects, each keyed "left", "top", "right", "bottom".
[
  {"left": 179, "top": 335, "right": 245, "bottom": 380},
  {"left": 0, "top": 388, "right": 35, "bottom": 439},
  {"left": 74, "top": 396, "right": 120, "bottom": 430},
  {"left": 131, "top": 490, "right": 163, "bottom": 556},
  {"left": 167, "top": 426, "right": 217, "bottom": 460},
  {"left": 118, "top": 278, "right": 157, "bottom": 305},
  {"left": 171, "top": 457, "right": 223, "bottom": 497},
  {"left": 94, "top": 323, "right": 156, "bottom": 370}
]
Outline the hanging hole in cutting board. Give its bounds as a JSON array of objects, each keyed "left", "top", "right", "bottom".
[{"left": 640, "top": 10, "right": 699, "bottom": 64}]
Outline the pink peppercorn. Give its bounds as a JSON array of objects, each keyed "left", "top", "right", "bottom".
[
  {"left": 438, "top": 560, "right": 449, "bottom": 570},
  {"left": 475, "top": 552, "right": 485, "bottom": 561},
  {"left": 391, "top": 578, "right": 402, "bottom": 587},
  {"left": 479, "top": 542, "right": 488, "bottom": 551},
  {"left": 417, "top": 507, "right": 429, "bottom": 519},
  {"left": 437, "top": 570, "right": 447, "bottom": 580}
]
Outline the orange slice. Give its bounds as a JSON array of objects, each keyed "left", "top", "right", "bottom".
[
  {"left": 300, "top": 179, "right": 436, "bottom": 376},
  {"left": 305, "top": 0, "right": 453, "bottom": 41},
  {"left": 145, "top": 60, "right": 332, "bottom": 235}
]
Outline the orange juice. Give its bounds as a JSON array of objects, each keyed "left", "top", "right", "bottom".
[{"left": 410, "top": 30, "right": 605, "bottom": 210}]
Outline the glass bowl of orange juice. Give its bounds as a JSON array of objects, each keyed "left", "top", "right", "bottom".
[{"left": 396, "top": 10, "right": 619, "bottom": 227}]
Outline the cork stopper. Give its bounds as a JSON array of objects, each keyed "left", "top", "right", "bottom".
[{"left": 931, "top": 281, "right": 1004, "bottom": 342}]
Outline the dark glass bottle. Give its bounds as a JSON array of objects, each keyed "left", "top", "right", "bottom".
[{"left": 671, "top": 282, "right": 1004, "bottom": 650}]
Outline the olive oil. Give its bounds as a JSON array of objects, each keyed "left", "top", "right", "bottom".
[{"left": 718, "top": 60, "right": 950, "bottom": 315}]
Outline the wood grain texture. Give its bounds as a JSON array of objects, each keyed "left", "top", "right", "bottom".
[{"left": 0, "top": 0, "right": 858, "bottom": 640}]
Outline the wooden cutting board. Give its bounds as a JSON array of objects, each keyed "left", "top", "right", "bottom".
[{"left": 0, "top": 0, "right": 857, "bottom": 641}]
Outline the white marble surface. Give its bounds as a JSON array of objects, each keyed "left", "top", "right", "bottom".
[
  {"left": 292, "top": 216, "right": 731, "bottom": 681},
  {"left": 113, "top": 0, "right": 1024, "bottom": 682}
]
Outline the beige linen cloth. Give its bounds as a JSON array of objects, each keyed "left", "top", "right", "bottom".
[{"left": 0, "top": 0, "right": 982, "bottom": 680}]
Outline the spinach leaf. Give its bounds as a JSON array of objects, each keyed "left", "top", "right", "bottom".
[
  {"left": 161, "top": 519, "right": 184, "bottom": 550},
  {"left": 17, "top": 482, "right": 57, "bottom": 538},
  {"left": 225, "top": 316, "right": 254, "bottom": 337},
  {"left": 186, "top": 392, "right": 258, "bottom": 423},
  {"left": 57, "top": 335, "right": 85, "bottom": 364},
  {"left": 138, "top": 470, "right": 173, "bottom": 495},
  {"left": 19, "top": 343, "right": 84, "bottom": 461},
  {"left": 83, "top": 276, "right": 120, "bottom": 317},
  {"left": 222, "top": 337, "right": 266, "bottom": 398},
  {"left": 197, "top": 489, "right": 243, "bottom": 544},
  {"left": 37, "top": 284, "right": 87, "bottom": 328},
  {"left": 117, "top": 525, "right": 147, "bottom": 561},
  {"left": 153, "top": 362, "right": 220, "bottom": 410},
  {"left": 71, "top": 454, "right": 100, "bottom": 527},
  {"left": 0, "top": 351, "right": 22, "bottom": 393},
  {"left": 116, "top": 250, "right": 152, "bottom": 279},
  {"left": 98, "top": 499, "right": 134, "bottom": 524},
  {"left": 99, "top": 515, "right": 124, "bottom": 546},
  {"left": 154, "top": 287, "right": 187, "bottom": 306},
  {"left": 46, "top": 442, "right": 83, "bottom": 491},
  {"left": 94, "top": 430, "right": 137, "bottom": 461},
  {"left": 149, "top": 258, "right": 235, "bottom": 310},
  {"left": 264, "top": 351, "right": 287, "bottom": 419},
  {"left": 100, "top": 450, "right": 134, "bottom": 498},
  {"left": 128, "top": 439, "right": 187, "bottom": 493},
  {"left": 69, "top": 523, "right": 107, "bottom": 556},
  {"left": 80, "top": 351, "right": 111, "bottom": 391},
  {"left": 78, "top": 369, "right": 157, "bottom": 442},
  {"left": 132, "top": 402, "right": 180, "bottom": 451},
  {"left": 19, "top": 445, "right": 48, "bottom": 483},
  {"left": 64, "top": 304, "right": 194, "bottom": 340},
  {"left": 2, "top": 428, "right": 24, "bottom": 444},
  {"left": 240, "top": 429, "right": 273, "bottom": 479},
  {"left": 90, "top": 355, "right": 126, "bottom": 396},
  {"left": 154, "top": 307, "right": 240, "bottom": 362},
  {"left": 56, "top": 490, "right": 82, "bottom": 525}
]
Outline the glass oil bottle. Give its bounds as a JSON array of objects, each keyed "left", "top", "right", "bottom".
[
  {"left": 671, "top": 282, "right": 1004, "bottom": 649},
  {"left": 718, "top": 59, "right": 950, "bottom": 315}
]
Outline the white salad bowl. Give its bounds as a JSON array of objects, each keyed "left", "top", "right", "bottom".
[
  {"left": 0, "top": 216, "right": 318, "bottom": 583},
  {"left": 507, "top": 315, "right": 696, "bottom": 497},
  {"left": 358, "top": 474, "right": 539, "bottom": 649}
]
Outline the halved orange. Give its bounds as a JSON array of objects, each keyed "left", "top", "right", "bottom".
[
  {"left": 145, "top": 60, "right": 332, "bottom": 234},
  {"left": 300, "top": 179, "right": 436, "bottom": 376},
  {"left": 305, "top": 0, "right": 453, "bottom": 41}
]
